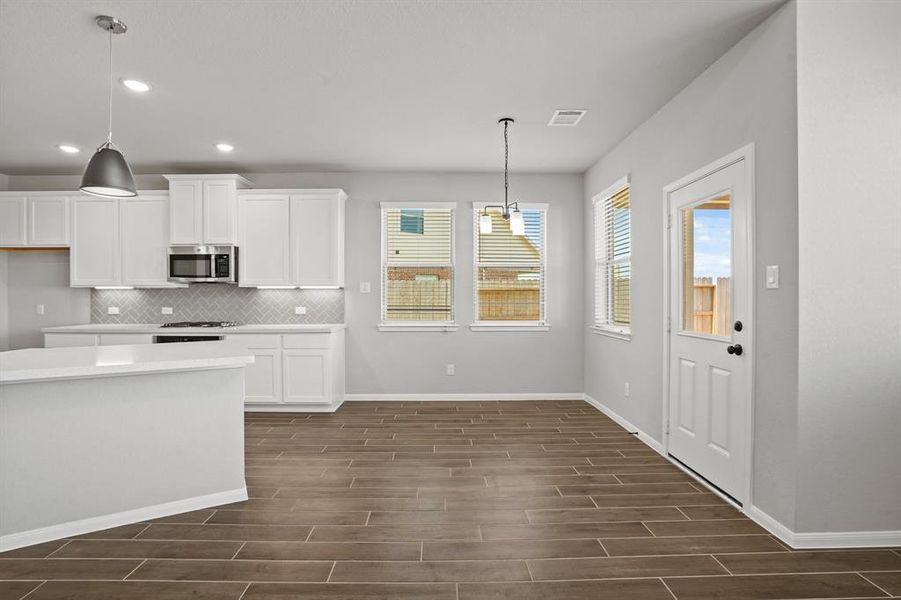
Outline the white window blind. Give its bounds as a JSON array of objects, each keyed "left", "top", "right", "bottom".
[
  {"left": 473, "top": 207, "right": 547, "bottom": 324},
  {"left": 594, "top": 183, "right": 631, "bottom": 332},
  {"left": 381, "top": 206, "right": 454, "bottom": 323}
]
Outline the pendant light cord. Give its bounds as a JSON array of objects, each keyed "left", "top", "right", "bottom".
[
  {"left": 503, "top": 119, "right": 509, "bottom": 212},
  {"left": 107, "top": 25, "right": 113, "bottom": 144}
]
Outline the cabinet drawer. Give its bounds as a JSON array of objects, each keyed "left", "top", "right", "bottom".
[
  {"left": 45, "top": 333, "right": 99, "bottom": 348},
  {"left": 283, "top": 333, "right": 330, "bottom": 349},
  {"left": 228, "top": 334, "right": 281, "bottom": 349},
  {"left": 98, "top": 334, "right": 154, "bottom": 346}
]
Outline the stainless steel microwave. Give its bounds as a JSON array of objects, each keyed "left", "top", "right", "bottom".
[{"left": 168, "top": 246, "right": 238, "bottom": 284}]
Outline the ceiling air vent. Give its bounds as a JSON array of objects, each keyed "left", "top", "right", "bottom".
[{"left": 548, "top": 109, "right": 587, "bottom": 126}]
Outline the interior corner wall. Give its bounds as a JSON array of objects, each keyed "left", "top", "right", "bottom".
[
  {"left": 795, "top": 0, "right": 901, "bottom": 534},
  {"left": 582, "top": 2, "right": 799, "bottom": 527}
]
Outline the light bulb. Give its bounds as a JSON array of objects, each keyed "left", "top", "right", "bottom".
[
  {"left": 479, "top": 213, "right": 493, "bottom": 234},
  {"left": 510, "top": 209, "right": 525, "bottom": 236}
]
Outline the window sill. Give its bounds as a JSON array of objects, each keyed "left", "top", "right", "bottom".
[
  {"left": 378, "top": 323, "right": 459, "bottom": 332},
  {"left": 470, "top": 323, "right": 550, "bottom": 332},
  {"left": 590, "top": 325, "right": 631, "bottom": 341}
]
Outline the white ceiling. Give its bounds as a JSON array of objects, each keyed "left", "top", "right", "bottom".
[{"left": 0, "top": 0, "right": 782, "bottom": 175}]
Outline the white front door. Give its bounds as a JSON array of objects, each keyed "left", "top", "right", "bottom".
[{"left": 666, "top": 154, "right": 751, "bottom": 503}]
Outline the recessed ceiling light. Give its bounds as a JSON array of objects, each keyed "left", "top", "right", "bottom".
[
  {"left": 215, "top": 143, "right": 235, "bottom": 152},
  {"left": 121, "top": 78, "right": 151, "bottom": 93},
  {"left": 57, "top": 144, "right": 80, "bottom": 154}
]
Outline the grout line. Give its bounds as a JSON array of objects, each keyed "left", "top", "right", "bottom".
[
  {"left": 709, "top": 553, "right": 733, "bottom": 575},
  {"left": 325, "top": 560, "right": 337, "bottom": 582},
  {"left": 660, "top": 577, "right": 679, "bottom": 600},
  {"left": 596, "top": 538, "right": 610, "bottom": 557},
  {"left": 18, "top": 581, "right": 46, "bottom": 600},
  {"left": 237, "top": 582, "right": 252, "bottom": 600},
  {"left": 44, "top": 540, "right": 72, "bottom": 558},
  {"left": 122, "top": 558, "right": 147, "bottom": 580},
  {"left": 858, "top": 572, "right": 895, "bottom": 597},
  {"left": 674, "top": 506, "right": 692, "bottom": 521},
  {"left": 231, "top": 541, "right": 247, "bottom": 559}
]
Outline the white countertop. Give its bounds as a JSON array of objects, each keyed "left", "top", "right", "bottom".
[
  {"left": 0, "top": 341, "right": 254, "bottom": 384},
  {"left": 42, "top": 323, "right": 346, "bottom": 335}
]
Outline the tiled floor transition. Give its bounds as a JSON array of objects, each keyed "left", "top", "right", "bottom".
[{"left": 2, "top": 400, "right": 900, "bottom": 599}]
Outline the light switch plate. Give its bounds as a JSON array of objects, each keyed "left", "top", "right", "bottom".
[
  {"left": 35, "top": 304, "right": 45, "bottom": 315},
  {"left": 766, "top": 265, "right": 780, "bottom": 289},
  {"left": 360, "top": 282, "right": 371, "bottom": 294},
  {"left": 107, "top": 306, "right": 120, "bottom": 315},
  {"left": 294, "top": 306, "right": 307, "bottom": 315}
]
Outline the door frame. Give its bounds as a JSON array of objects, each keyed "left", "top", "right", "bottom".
[{"left": 661, "top": 143, "right": 756, "bottom": 507}]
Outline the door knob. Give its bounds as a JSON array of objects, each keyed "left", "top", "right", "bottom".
[
  {"left": 727, "top": 344, "right": 743, "bottom": 356},
  {"left": 734, "top": 320, "right": 743, "bottom": 332}
]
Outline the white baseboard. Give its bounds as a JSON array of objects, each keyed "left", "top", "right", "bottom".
[
  {"left": 345, "top": 393, "right": 584, "bottom": 402},
  {"left": 581, "top": 394, "right": 901, "bottom": 550},
  {"left": 582, "top": 393, "right": 665, "bottom": 455},
  {"left": 747, "top": 505, "right": 901, "bottom": 549},
  {"left": 245, "top": 402, "right": 343, "bottom": 413},
  {"left": 0, "top": 487, "right": 247, "bottom": 553}
]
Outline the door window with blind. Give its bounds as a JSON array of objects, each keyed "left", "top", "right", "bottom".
[
  {"left": 473, "top": 204, "right": 548, "bottom": 328},
  {"left": 380, "top": 203, "right": 455, "bottom": 328},
  {"left": 593, "top": 178, "right": 631, "bottom": 336}
]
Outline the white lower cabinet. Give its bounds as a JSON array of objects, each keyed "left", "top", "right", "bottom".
[
  {"left": 283, "top": 349, "right": 329, "bottom": 404},
  {"left": 244, "top": 348, "right": 283, "bottom": 404},
  {"left": 98, "top": 334, "right": 154, "bottom": 346}
]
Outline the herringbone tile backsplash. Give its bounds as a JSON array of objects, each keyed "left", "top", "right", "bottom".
[{"left": 91, "top": 287, "right": 344, "bottom": 324}]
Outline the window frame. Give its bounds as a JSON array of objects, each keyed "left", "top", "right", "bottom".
[
  {"left": 471, "top": 202, "right": 549, "bottom": 332},
  {"left": 378, "top": 201, "right": 458, "bottom": 332},
  {"left": 592, "top": 176, "right": 632, "bottom": 341}
]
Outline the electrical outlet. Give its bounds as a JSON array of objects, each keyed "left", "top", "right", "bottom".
[
  {"left": 446, "top": 364, "right": 455, "bottom": 376},
  {"left": 624, "top": 382, "right": 631, "bottom": 398},
  {"left": 161, "top": 307, "right": 173, "bottom": 315},
  {"left": 294, "top": 306, "right": 307, "bottom": 315},
  {"left": 360, "top": 282, "right": 371, "bottom": 294},
  {"left": 35, "top": 304, "right": 45, "bottom": 315},
  {"left": 107, "top": 306, "right": 120, "bottom": 315}
]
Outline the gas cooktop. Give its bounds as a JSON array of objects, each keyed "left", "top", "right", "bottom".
[{"left": 160, "top": 321, "right": 239, "bottom": 328}]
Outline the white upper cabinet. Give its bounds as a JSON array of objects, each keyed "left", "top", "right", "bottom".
[
  {"left": 238, "top": 194, "right": 291, "bottom": 287},
  {"left": 71, "top": 192, "right": 181, "bottom": 288},
  {"left": 0, "top": 196, "right": 27, "bottom": 246},
  {"left": 166, "top": 175, "right": 250, "bottom": 245},
  {"left": 121, "top": 194, "right": 171, "bottom": 286},
  {"left": 168, "top": 180, "right": 202, "bottom": 244},
  {"left": 238, "top": 189, "right": 346, "bottom": 288},
  {"left": 291, "top": 191, "right": 346, "bottom": 288},
  {"left": 0, "top": 194, "right": 70, "bottom": 247},
  {"left": 70, "top": 196, "right": 121, "bottom": 286},
  {"left": 28, "top": 196, "right": 69, "bottom": 245}
]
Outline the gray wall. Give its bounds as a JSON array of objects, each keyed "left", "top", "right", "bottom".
[
  {"left": 795, "top": 0, "right": 901, "bottom": 533},
  {"left": 0, "top": 252, "right": 8, "bottom": 350},
  {"left": 1, "top": 251, "right": 91, "bottom": 350},
  {"left": 582, "top": 3, "right": 800, "bottom": 526},
  {"left": 4, "top": 171, "right": 585, "bottom": 396}
]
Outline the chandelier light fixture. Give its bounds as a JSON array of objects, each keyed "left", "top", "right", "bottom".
[
  {"left": 480, "top": 117, "right": 525, "bottom": 236},
  {"left": 80, "top": 15, "right": 137, "bottom": 198}
]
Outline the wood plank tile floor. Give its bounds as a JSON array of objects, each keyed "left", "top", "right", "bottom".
[{"left": 2, "top": 400, "right": 900, "bottom": 599}]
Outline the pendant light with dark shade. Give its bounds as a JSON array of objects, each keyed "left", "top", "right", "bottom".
[
  {"left": 479, "top": 117, "right": 525, "bottom": 235},
  {"left": 80, "top": 16, "right": 137, "bottom": 198}
]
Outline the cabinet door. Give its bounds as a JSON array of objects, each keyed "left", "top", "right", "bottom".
[
  {"left": 121, "top": 194, "right": 171, "bottom": 286},
  {"left": 238, "top": 194, "right": 291, "bottom": 287},
  {"left": 290, "top": 192, "right": 344, "bottom": 287},
  {"left": 283, "top": 349, "right": 330, "bottom": 404},
  {"left": 0, "top": 196, "right": 27, "bottom": 246},
  {"left": 169, "top": 180, "right": 203, "bottom": 244},
  {"left": 245, "top": 349, "right": 283, "bottom": 403},
  {"left": 203, "top": 180, "right": 237, "bottom": 244},
  {"left": 28, "top": 196, "right": 69, "bottom": 245},
  {"left": 70, "top": 197, "right": 121, "bottom": 286},
  {"left": 45, "top": 333, "right": 99, "bottom": 348}
]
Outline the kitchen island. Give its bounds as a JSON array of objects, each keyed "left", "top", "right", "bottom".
[{"left": 0, "top": 341, "right": 253, "bottom": 552}]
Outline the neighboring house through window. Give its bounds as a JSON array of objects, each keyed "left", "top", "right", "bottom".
[
  {"left": 472, "top": 203, "right": 548, "bottom": 330},
  {"left": 380, "top": 203, "right": 456, "bottom": 330}
]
